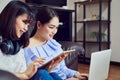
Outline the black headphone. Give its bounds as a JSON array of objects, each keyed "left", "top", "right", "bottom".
[{"left": 0, "top": 39, "right": 20, "bottom": 55}]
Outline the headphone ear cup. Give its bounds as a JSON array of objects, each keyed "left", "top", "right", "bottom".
[
  {"left": 0, "top": 40, "right": 20, "bottom": 55},
  {"left": 0, "top": 40, "right": 14, "bottom": 55},
  {"left": 12, "top": 41, "right": 20, "bottom": 55}
]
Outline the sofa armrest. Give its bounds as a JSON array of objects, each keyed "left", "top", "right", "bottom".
[{"left": 0, "top": 70, "right": 19, "bottom": 80}]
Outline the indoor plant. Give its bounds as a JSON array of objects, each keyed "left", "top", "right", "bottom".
[{"left": 90, "top": 31, "right": 106, "bottom": 41}]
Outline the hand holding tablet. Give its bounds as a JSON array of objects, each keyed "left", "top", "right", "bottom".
[{"left": 31, "top": 49, "right": 76, "bottom": 69}]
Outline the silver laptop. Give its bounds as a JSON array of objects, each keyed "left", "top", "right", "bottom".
[{"left": 88, "top": 49, "right": 112, "bottom": 80}]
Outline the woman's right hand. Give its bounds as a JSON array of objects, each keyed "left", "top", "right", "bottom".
[{"left": 22, "top": 57, "right": 45, "bottom": 79}]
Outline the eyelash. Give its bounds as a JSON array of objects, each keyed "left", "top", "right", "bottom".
[
  {"left": 49, "top": 26, "right": 54, "bottom": 29},
  {"left": 49, "top": 25, "right": 58, "bottom": 29}
]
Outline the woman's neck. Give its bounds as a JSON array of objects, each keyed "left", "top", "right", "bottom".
[{"left": 28, "top": 33, "right": 47, "bottom": 47}]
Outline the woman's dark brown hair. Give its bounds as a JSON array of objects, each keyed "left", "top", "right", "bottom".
[
  {"left": 0, "top": 1, "right": 35, "bottom": 48},
  {"left": 30, "top": 6, "right": 59, "bottom": 36}
]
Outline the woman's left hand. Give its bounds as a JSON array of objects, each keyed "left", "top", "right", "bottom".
[
  {"left": 74, "top": 72, "right": 88, "bottom": 80},
  {"left": 47, "top": 53, "right": 68, "bottom": 72}
]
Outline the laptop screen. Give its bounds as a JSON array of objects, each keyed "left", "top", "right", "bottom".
[{"left": 88, "top": 49, "right": 111, "bottom": 80}]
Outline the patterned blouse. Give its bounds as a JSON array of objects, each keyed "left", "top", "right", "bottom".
[{"left": 24, "top": 39, "right": 77, "bottom": 80}]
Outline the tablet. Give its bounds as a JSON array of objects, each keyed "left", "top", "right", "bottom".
[
  {"left": 37, "top": 49, "right": 75, "bottom": 68},
  {"left": 63, "top": 49, "right": 75, "bottom": 54}
]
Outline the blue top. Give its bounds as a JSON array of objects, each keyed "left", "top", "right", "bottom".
[{"left": 24, "top": 39, "right": 77, "bottom": 80}]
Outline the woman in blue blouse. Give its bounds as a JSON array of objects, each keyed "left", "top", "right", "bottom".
[{"left": 24, "top": 6, "right": 88, "bottom": 80}]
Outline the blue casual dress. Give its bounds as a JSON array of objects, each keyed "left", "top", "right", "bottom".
[{"left": 24, "top": 39, "right": 77, "bottom": 80}]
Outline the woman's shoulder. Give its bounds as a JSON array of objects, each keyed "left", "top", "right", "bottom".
[
  {"left": 44, "top": 39, "right": 62, "bottom": 50},
  {"left": 47, "top": 39, "right": 61, "bottom": 47}
]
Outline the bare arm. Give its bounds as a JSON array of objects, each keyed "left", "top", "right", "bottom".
[{"left": 13, "top": 72, "right": 29, "bottom": 80}]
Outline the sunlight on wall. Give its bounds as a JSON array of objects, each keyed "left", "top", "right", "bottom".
[{"left": 0, "top": 0, "right": 11, "bottom": 13}]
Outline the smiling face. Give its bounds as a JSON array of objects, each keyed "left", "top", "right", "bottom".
[
  {"left": 15, "top": 13, "right": 31, "bottom": 38},
  {"left": 37, "top": 16, "right": 59, "bottom": 41}
]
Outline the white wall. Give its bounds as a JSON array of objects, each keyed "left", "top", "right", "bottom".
[
  {"left": 0, "top": 0, "right": 25, "bottom": 13},
  {"left": 111, "top": 0, "right": 120, "bottom": 62},
  {"left": 0, "top": 0, "right": 11, "bottom": 13},
  {"left": 67, "top": 0, "right": 120, "bottom": 62}
]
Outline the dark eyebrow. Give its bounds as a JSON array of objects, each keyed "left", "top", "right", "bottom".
[{"left": 23, "top": 19, "right": 32, "bottom": 24}]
